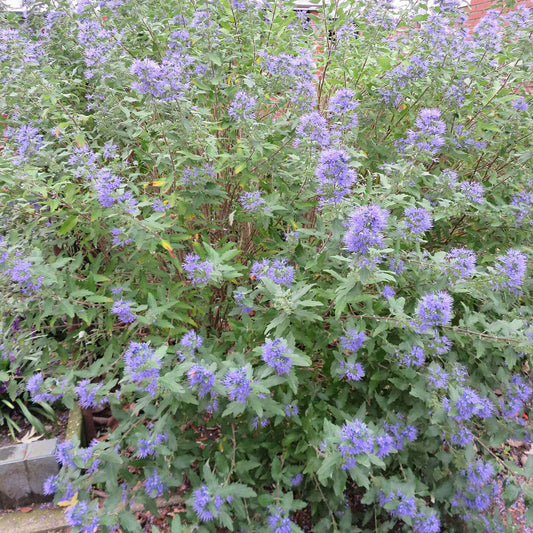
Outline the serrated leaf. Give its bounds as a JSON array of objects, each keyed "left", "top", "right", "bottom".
[
  {"left": 58, "top": 215, "right": 79, "bottom": 236},
  {"left": 229, "top": 483, "right": 256, "bottom": 498}
]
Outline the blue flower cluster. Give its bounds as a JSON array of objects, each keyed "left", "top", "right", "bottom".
[
  {"left": 262, "top": 338, "right": 292, "bottom": 375},
  {"left": 250, "top": 258, "right": 295, "bottom": 287},
  {"left": 123, "top": 342, "right": 161, "bottom": 397}
]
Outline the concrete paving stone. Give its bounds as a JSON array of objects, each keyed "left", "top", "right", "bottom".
[
  {"left": 0, "top": 444, "right": 32, "bottom": 507},
  {"left": 25, "top": 439, "right": 59, "bottom": 495}
]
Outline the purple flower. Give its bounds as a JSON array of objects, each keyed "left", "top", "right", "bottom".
[
  {"left": 493, "top": 249, "right": 527, "bottom": 294},
  {"left": 382, "top": 285, "right": 395, "bottom": 299},
  {"left": 338, "top": 361, "right": 365, "bottom": 382},
  {"left": 458, "top": 181, "right": 484, "bottom": 203},
  {"left": 452, "top": 460, "right": 496, "bottom": 516},
  {"left": 343, "top": 204, "right": 389, "bottom": 255},
  {"left": 10, "top": 259, "right": 32, "bottom": 283},
  {"left": 295, "top": 111, "right": 330, "bottom": 147},
  {"left": 267, "top": 506, "right": 292, "bottom": 533},
  {"left": 501, "top": 374, "right": 532, "bottom": 420},
  {"left": 222, "top": 367, "right": 250, "bottom": 402},
  {"left": 123, "top": 342, "right": 161, "bottom": 397},
  {"left": 376, "top": 433, "right": 396, "bottom": 458},
  {"left": 315, "top": 149, "right": 357, "bottom": 205},
  {"left": 111, "top": 299, "right": 137, "bottom": 323},
  {"left": 5, "top": 124, "right": 43, "bottom": 165},
  {"left": 400, "top": 108, "right": 446, "bottom": 155},
  {"left": 250, "top": 258, "right": 295, "bottom": 287},
  {"left": 414, "top": 510, "right": 441, "bottom": 533},
  {"left": 27, "top": 372, "right": 44, "bottom": 395},
  {"left": 291, "top": 473, "right": 304, "bottom": 487},
  {"left": 285, "top": 403, "right": 299, "bottom": 417},
  {"left": 144, "top": 469, "right": 166, "bottom": 498},
  {"left": 187, "top": 364, "right": 215, "bottom": 398},
  {"left": 252, "top": 416, "right": 269, "bottom": 429},
  {"left": 449, "top": 426, "right": 473, "bottom": 447},
  {"left": 130, "top": 56, "right": 190, "bottom": 101},
  {"left": 56, "top": 441, "right": 76, "bottom": 468},
  {"left": 65, "top": 501, "right": 90, "bottom": 528},
  {"left": 427, "top": 364, "right": 449, "bottom": 389},
  {"left": 511, "top": 97, "right": 528, "bottom": 112},
  {"left": 182, "top": 253, "right": 214, "bottom": 285},
  {"left": 180, "top": 330, "right": 203, "bottom": 351},
  {"left": 137, "top": 431, "right": 168, "bottom": 458},
  {"left": 228, "top": 90, "right": 256, "bottom": 121},
  {"left": 93, "top": 168, "right": 123, "bottom": 208},
  {"left": 415, "top": 291, "right": 453, "bottom": 332},
  {"left": 26, "top": 372, "right": 62, "bottom": 404},
  {"left": 110, "top": 228, "right": 134, "bottom": 247},
  {"left": 339, "top": 330, "right": 366, "bottom": 353},
  {"left": 328, "top": 88, "right": 358, "bottom": 129},
  {"left": 192, "top": 485, "right": 217, "bottom": 522},
  {"left": 262, "top": 338, "right": 292, "bottom": 375},
  {"left": 75, "top": 379, "right": 108, "bottom": 409},
  {"left": 447, "top": 387, "right": 493, "bottom": 421},
  {"left": 239, "top": 191, "right": 267, "bottom": 213},
  {"left": 338, "top": 419, "right": 374, "bottom": 470},
  {"left": 511, "top": 188, "right": 533, "bottom": 226},
  {"left": 380, "top": 490, "right": 417, "bottom": 519},
  {"left": 395, "top": 346, "right": 425, "bottom": 367},
  {"left": 401, "top": 207, "right": 433, "bottom": 238},
  {"left": 427, "top": 334, "right": 452, "bottom": 356},
  {"left": 233, "top": 289, "right": 253, "bottom": 314},
  {"left": 152, "top": 199, "right": 169, "bottom": 212},
  {"left": 43, "top": 474, "right": 59, "bottom": 495},
  {"left": 444, "top": 248, "right": 476, "bottom": 280}
]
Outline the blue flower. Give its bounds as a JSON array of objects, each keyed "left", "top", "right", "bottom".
[
  {"left": 339, "top": 330, "right": 366, "bottom": 353},
  {"left": 75, "top": 379, "right": 108, "bottom": 409},
  {"left": 493, "top": 249, "right": 527, "bottom": 294},
  {"left": 123, "top": 342, "right": 161, "bottom": 397},
  {"left": 267, "top": 506, "right": 293, "bottom": 533},
  {"left": 343, "top": 204, "right": 389, "bottom": 256},
  {"left": 338, "top": 419, "right": 374, "bottom": 470},
  {"left": 228, "top": 90, "right": 256, "bottom": 121},
  {"left": 222, "top": 367, "right": 250, "bottom": 402},
  {"left": 415, "top": 291, "right": 453, "bottom": 332},
  {"left": 187, "top": 364, "right": 215, "bottom": 398},
  {"left": 338, "top": 361, "right": 365, "bottom": 382},
  {"left": 111, "top": 299, "right": 137, "bottom": 323},
  {"left": 401, "top": 207, "right": 433, "bottom": 238},
  {"left": 192, "top": 485, "right": 217, "bottom": 522},
  {"left": 262, "top": 338, "right": 292, "bottom": 375},
  {"left": 250, "top": 258, "right": 295, "bottom": 287},
  {"left": 315, "top": 148, "right": 357, "bottom": 205},
  {"left": 182, "top": 253, "right": 214, "bottom": 285},
  {"left": 144, "top": 469, "right": 166, "bottom": 497}
]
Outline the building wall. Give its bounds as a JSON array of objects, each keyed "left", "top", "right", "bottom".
[{"left": 466, "top": 0, "right": 533, "bottom": 29}]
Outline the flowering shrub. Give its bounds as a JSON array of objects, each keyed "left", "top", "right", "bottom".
[{"left": 0, "top": 0, "right": 532, "bottom": 531}]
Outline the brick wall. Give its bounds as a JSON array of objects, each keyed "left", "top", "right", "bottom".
[{"left": 466, "top": 0, "right": 533, "bottom": 29}]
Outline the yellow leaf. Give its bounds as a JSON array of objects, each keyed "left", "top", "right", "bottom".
[
  {"left": 152, "top": 179, "right": 165, "bottom": 187},
  {"left": 58, "top": 491, "right": 78, "bottom": 508},
  {"left": 161, "top": 239, "right": 173, "bottom": 252}
]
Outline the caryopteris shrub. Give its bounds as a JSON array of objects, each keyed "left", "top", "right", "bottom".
[{"left": 0, "top": 0, "right": 531, "bottom": 531}]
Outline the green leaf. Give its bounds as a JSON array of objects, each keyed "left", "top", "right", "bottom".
[
  {"left": 119, "top": 511, "right": 143, "bottom": 533},
  {"left": 58, "top": 215, "right": 79, "bottom": 235},
  {"left": 229, "top": 484, "right": 257, "bottom": 498},
  {"left": 170, "top": 517, "right": 182, "bottom": 533}
]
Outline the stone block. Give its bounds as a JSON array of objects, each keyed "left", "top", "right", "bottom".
[
  {"left": 25, "top": 438, "right": 59, "bottom": 495},
  {"left": 0, "top": 443, "right": 31, "bottom": 508}
]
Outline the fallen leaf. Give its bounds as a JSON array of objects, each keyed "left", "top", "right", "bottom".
[{"left": 20, "top": 507, "right": 33, "bottom": 513}]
